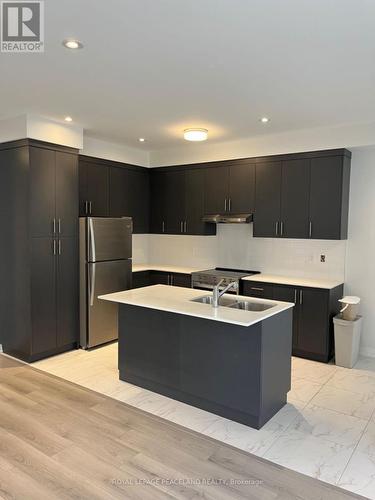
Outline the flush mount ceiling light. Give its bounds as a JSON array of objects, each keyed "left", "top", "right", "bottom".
[
  {"left": 62, "top": 39, "right": 83, "bottom": 50},
  {"left": 260, "top": 117, "right": 270, "bottom": 123},
  {"left": 183, "top": 128, "right": 208, "bottom": 141},
  {"left": 64, "top": 116, "right": 73, "bottom": 122},
  {"left": 138, "top": 138, "right": 145, "bottom": 142}
]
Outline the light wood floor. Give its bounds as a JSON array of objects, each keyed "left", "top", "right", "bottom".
[{"left": 0, "top": 355, "right": 365, "bottom": 500}]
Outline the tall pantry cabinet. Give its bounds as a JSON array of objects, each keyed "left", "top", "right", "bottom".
[{"left": 0, "top": 139, "right": 79, "bottom": 361}]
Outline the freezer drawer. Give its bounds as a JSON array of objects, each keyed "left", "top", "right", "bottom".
[
  {"left": 80, "top": 259, "right": 132, "bottom": 348},
  {"left": 84, "top": 217, "right": 132, "bottom": 262}
]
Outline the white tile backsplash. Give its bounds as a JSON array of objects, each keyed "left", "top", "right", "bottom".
[
  {"left": 148, "top": 234, "right": 217, "bottom": 269},
  {"left": 217, "top": 224, "right": 346, "bottom": 280},
  {"left": 138, "top": 224, "right": 346, "bottom": 281},
  {"left": 132, "top": 234, "right": 150, "bottom": 264}
]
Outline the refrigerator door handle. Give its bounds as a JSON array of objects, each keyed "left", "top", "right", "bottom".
[
  {"left": 89, "top": 263, "right": 96, "bottom": 307},
  {"left": 88, "top": 218, "right": 96, "bottom": 262}
]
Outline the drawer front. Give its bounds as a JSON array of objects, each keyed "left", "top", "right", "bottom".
[{"left": 243, "top": 282, "right": 274, "bottom": 299}]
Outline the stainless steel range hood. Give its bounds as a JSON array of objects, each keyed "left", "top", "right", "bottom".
[{"left": 202, "top": 213, "right": 254, "bottom": 224}]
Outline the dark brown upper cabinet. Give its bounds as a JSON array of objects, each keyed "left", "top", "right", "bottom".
[
  {"left": 204, "top": 162, "right": 255, "bottom": 215},
  {"left": 254, "top": 151, "right": 350, "bottom": 240},
  {"left": 253, "top": 161, "right": 282, "bottom": 237},
  {"left": 204, "top": 164, "right": 230, "bottom": 214},
  {"left": 79, "top": 159, "right": 109, "bottom": 217},
  {"left": 109, "top": 165, "right": 150, "bottom": 233},
  {"left": 150, "top": 168, "right": 215, "bottom": 235},
  {"left": 280, "top": 159, "right": 310, "bottom": 239},
  {"left": 185, "top": 168, "right": 215, "bottom": 235},
  {"left": 309, "top": 155, "right": 350, "bottom": 240},
  {"left": 228, "top": 163, "right": 256, "bottom": 214},
  {"left": 79, "top": 156, "right": 150, "bottom": 234},
  {"left": 30, "top": 147, "right": 78, "bottom": 239},
  {"left": 164, "top": 170, "right": 186, "bottom": 234},
  {"left": 150, "top": 170, "right": 167, "bottom": 234}
]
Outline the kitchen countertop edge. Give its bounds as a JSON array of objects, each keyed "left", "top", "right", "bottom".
[
  {"left": 99, "top": 285, "right": 294, "bottom": 327},
  {"left": 242, "top": 274, "right": 344, "bottom": 290}
]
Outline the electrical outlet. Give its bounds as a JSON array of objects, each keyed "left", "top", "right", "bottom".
[{"left": 320, "top": 254, "right": 326, "bottom": 263}]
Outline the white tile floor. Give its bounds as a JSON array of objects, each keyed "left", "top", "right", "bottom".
[{"left": 33, "top": 344, "right": 375, "bottom": 498}]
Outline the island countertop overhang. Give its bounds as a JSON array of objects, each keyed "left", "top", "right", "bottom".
[{"left": 99, "top": 285, "right": 294, "bottom": 327}]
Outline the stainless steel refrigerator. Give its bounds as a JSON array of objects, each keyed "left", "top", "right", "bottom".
[{"left": 79, "top": 217, "right": 132, "bottom": 349}]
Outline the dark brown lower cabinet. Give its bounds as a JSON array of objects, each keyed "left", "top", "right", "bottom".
[
  {"left": 31, "top": 237, "right": 79, "bottom": 358},
  {"left": 31, "top": 238, "right": 57, "bottom": 355},
  {"left": 132, "top": 271, "right": 192, "bottom": 289},
  {"left": 243, "top": 281, "right": 343, "bottom": 362},
  {"left": 56, "top": 238, "right": 79, "bottom": 347}
]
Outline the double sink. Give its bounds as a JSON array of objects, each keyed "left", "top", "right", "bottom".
[{"left": 191, "top": 295, "right": 274, "bottom": 311}]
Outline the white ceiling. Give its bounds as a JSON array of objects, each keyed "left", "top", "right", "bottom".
[{"left": 1, "top": 0, "right": 375, "bottom": 151}]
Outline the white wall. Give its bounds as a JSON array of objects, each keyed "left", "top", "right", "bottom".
[
  {"left": 0, "top": 115, "right": 27, "bottom": 142},
  {"left": 149, "top": 121, "right": 375, "bottom": 167},
  {"left": 82, "top": 136, "right": 149, "bottom": 166},
  {"left": 27, "top": 114, "right": 83, "bottom": 149},
  {"left": 0, "top": 114, "right": 83, "bottom": 149},
  {"left": 345, "top": 146, "right": 375, "bottom": 356}
]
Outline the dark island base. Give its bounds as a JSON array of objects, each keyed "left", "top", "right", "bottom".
[{"left": 118, "top": 305, "right": 293, "bottom": 429}]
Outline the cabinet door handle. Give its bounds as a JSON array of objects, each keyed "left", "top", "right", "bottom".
[
  {"left": 280, "top": 221, "right": 284, "bottom": 237},
  {"left": 294, "top": 289, "right": 297, "bottom": 303},
  {"left": 184, "top": 221, "right": 187, "bottom": 233},
  {"left": 224, "top": 198, "right": 227, "bottom": 211},
  {"left": 162, "top": 221, "right": 165, "bottom": 233},
  {"left": 228, "top": 198, "right": 232, "bottom": 212},
  {"left": 58, "top": 239, "right": 61, "bottom": 255},
  {"left": 52, "top": 239, "right": 56, "bottom": 256},
  {"left": 89, "top": 201, "right": 92, "bottom": 215},
  {"left": 170, "top": 274, "right": 173, "bottom": 286},
  {"left": 251, "top": 287, "right": 264, "bottom": 291},
  {"left": 180, "top": 221, "right": 183, "bottom": 233},
  {"left": 275, "top": 221, "right": 279, "bottom": 236},
  {"left": 299, "top": 290, "right": 303, "bottom": 305},
  {"left": 309, "top": 221, "right": 312, "bottom": 238},
  {"left": 58, "top": 219, "right": 61, "bottom": 234},
  {"left": 84, "top": 201, "right": 89, "bottom": 215},
  {"left": 52, "top": 218, "right": 56, "bottom": 235}
]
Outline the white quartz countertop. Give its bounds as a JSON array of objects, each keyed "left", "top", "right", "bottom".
[
  {"left": 99, "top": 285, "right": 294, "bottom": 327},
  {"left": 132, "top": 264, "right": 202, "bottom": 274},
  {"left": 242, "top": 274, "right": 343, "bottom": 290}
]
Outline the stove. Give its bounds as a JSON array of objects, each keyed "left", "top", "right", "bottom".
[{"left": 191, "top": 267, "right": 260, "bottom": 294}]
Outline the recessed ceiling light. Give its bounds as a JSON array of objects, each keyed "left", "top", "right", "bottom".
[
  {"left": 184, "top": 128, "right": 208, "bottom": 142},
  {"left": 260, "top": 117, "right": 270, "bottom": 123},
  {"left": 138, "top": 138, "right": 145, "bottom": 142},
  {"left": 64, "top": 116, "right": 73, "bottom": 122},
  {"left": 62, "top": 39, "right": 83, "bottom": 50}
]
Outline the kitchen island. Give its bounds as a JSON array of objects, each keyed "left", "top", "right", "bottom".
[{"left": 100, "top": 285, "right": 294, "bottom": 429}]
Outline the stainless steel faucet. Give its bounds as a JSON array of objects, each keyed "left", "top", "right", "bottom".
[{"left": 212, "top": 279, "right": 237, "bottom": 308}]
